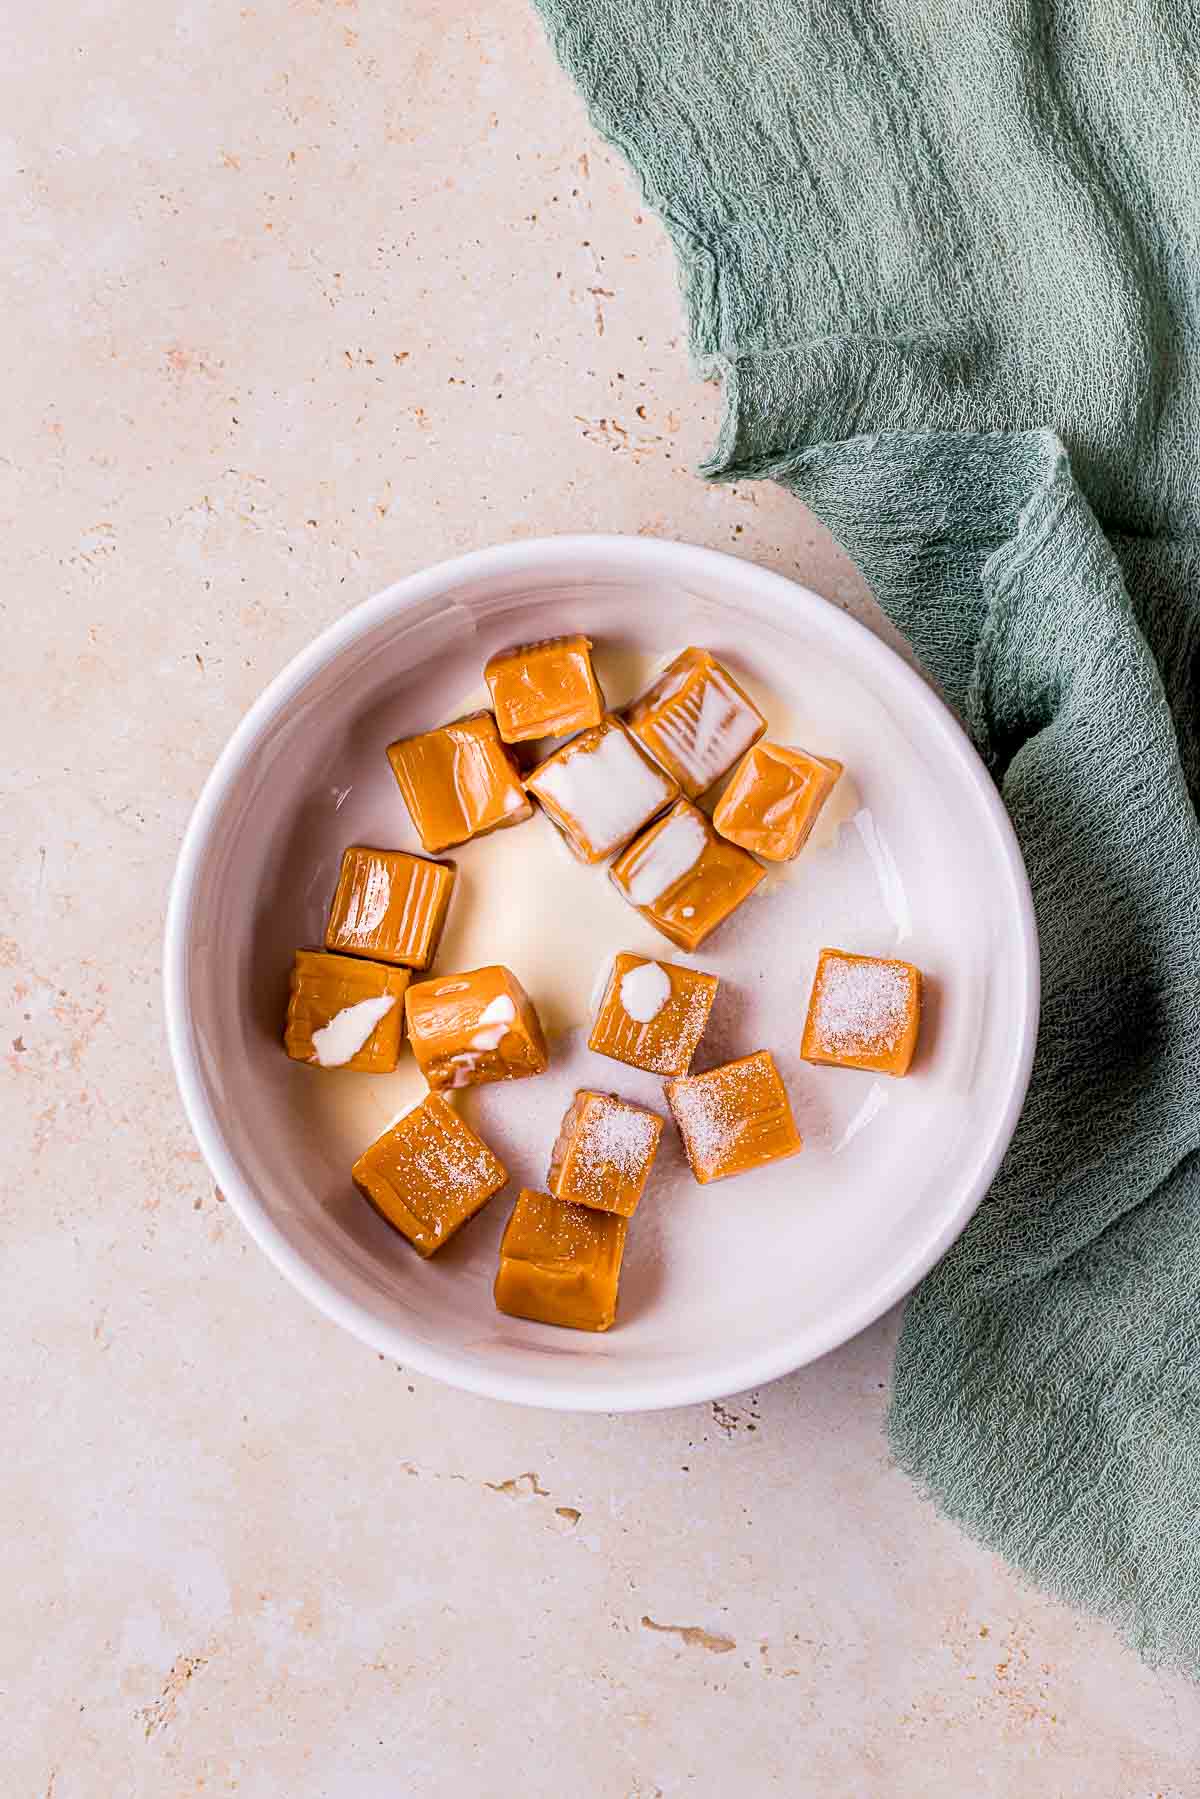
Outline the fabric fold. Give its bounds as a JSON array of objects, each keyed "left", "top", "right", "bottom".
[{"left": 534, "top": 0, "right": 1200, "bottom": 1672}]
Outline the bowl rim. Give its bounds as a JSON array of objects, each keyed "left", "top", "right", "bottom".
[{"left": 163, "top": 533, "right": 1040, "bottom": 1411}]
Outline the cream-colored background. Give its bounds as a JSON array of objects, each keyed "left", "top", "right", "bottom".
[{"left": 4, "top": 1, "right": 1197, "bottom": 1792}]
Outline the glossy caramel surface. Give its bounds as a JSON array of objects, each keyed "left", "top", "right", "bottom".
[
  {"left": 493, "top": 1188, "right": 627, "bottom": 1331},
  {"left": 666, "top": 1051, "right": 803, "bottom": 1184},
  {"left": 547, "top": 1089, "right": 664, "bottom": 1218},
  {"left": 713, "top": 743, "right": 842, "bottom": 862},
  {"left": 609, "top": 798, "right": 764, "bottom": 952},
  {"left": 801, "top": 948, "right": 923, "bottom": 1076},
  {"left": 588, "top": 952, "right": 717, "bottom": 1076},
  {"left": 352, "top": 1092, "right": 507, "bottom": 1255},
  {"left": 623, "top": 646, "right": 766, "bottom": 799},
  {"left": 387, "top": 711, "right": 532, "bottom": 853},
  {"left": 405, "top": 963, "right": 548, "bottom": 1091},
  {"left": 324, "top": 845, "right": 455, "bottom": 970},
  {"left": 484, "top": 634, "right": 604, "bottom": 743},
  {"left": 284, "top": 950, "right": 410, "bottom": 1072}
]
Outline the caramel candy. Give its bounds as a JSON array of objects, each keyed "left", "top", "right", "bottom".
[
  {"left": 352, "top": 1092, "right": 507, "bottom": 1255},
  {"left": 801, "top": 947, "right": 923, "bottom": 1076},
  {"left": 324, "top": 845, "right": 454, "bottom": 970},
  {"left": 666, "top": 1050, "right": 803, "bottom": 1184},
  {"left": 525, "top": 714, "right": 678, "bottom": 863},
  {"left": 548, "top": 1090, "right": 664, "bottom": 1218},
  {"left": 624, "top": 647, "right": 766, "bottom": 798},
  {"left": 406, "top": 964, "right": 548, "bottom": 1091},
  {"left": 387, "top": 711, "right": 532, "bottom": 854},
  {"left": 284, "top": 950, "right": 410, "bottom": 1073},
  {"left": 588, "top": 953, "right": 718, "bottom": 1077},
  {"left": 494, "top": 1189, "right": 627, "bottom": 1332},
  {"left": 610, "top": 798, "right": 764, "bottom": 952},
  {"left": 713, "top": 742, "right": 842, "bottom": 862},
  {"left": 484, "top": 634, "right": 605, "bottom": 743}
]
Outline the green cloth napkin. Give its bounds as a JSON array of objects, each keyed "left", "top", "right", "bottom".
[{"left": 533, "top": 0, "right": 1200, "bottom": 1670}]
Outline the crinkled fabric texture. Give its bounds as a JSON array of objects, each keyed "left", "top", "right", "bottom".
[{"left": 533, "top": 0, "right": 1200, "bottom": 1671}]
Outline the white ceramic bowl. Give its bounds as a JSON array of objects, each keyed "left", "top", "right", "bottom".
[{"left": 164, "top": 535, "right": 1038, "bottom": 1411}]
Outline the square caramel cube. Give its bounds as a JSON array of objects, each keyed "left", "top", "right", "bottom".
[
  {"left": 801, "top": 947, "right": 923, "bottom": 1076},
  {"left": 588, "top": 952, "right": 718, "bottom": 1077},
  {"left": 547, "top": 1090, "right": 664, "bottom": 1218},
  {"left": 352, "top": 1092, "right": 508, "bottom": 1256},
  {"left": 525, "top": 714, "right": 678, "bottom": 863},
  {"left": 387, "top": 711, "right": 533, "bottom": 854},
  {"left": 406, "top": 963, "right": 548, "bottom": 1092},
  {"left": 484, "top": 634, "right": 605, "bottom": 743},
  {"left": 623, "top": 647, "right": 766, "bottom": 798},
  {"left": 609, "top": 798, "right": 764, "bottom": 952},
  {"left": 494, "top": 1189, "right": 627, "bottom": 1332},
  {"left": 666, "top": 1050, "right": 803, "bottom": 1185},
  {"left": 713, "top": 743, "right": 842, "bottom": 862},
  {"left": 284, "top": 950, "right": 410, "bottom": 1073},
  {"left": 324, "top": 845, "right": 454, "bottom": 970}
]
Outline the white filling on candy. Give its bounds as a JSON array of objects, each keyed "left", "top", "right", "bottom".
[
  {"left": 470, "top": 993, "right": 517, "bottom": 1051},
  {"left": 619, "top": 960, "right": 672, "bottom": 1023},
  {"left": 311, "top": 995, "right": 397, "bottom": 1066},
  {"left": 533, "top": 725, "right": 673, "bottom": 853},
  {"left": 623, "top": 808, "right": 707, "bottom": 906}
]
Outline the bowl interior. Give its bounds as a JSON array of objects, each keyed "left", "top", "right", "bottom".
[{"left": 170, "top": 539, "right": 1036, "bottom": 1409}]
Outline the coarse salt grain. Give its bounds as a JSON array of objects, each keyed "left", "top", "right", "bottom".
[
  {"left": 579, "top": 1102, "right": 660, "bottom": 1179},
  {"left": 524, "top": 1198, "right": 607, "bottom": 1262},
  {"left": 424, "top": 1137, "right": 492, "bottom": 1199},
  {"left": 814, "top": 956, "right": 911, "bottom": 1052},
  {"left": 667, "top": 1074, "right": 741, "bottom": 1173}
]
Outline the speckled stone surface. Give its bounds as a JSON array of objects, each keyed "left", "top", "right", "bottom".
[{"left": 4, "top": 2, "right": 1198, "bottom": 1792}]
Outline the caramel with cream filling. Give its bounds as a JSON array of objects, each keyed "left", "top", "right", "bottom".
[
  {"left": 609, "top": 798, "right": 764, "bottom": 951},
  {"left": 525, "top": 714, "right": 678, "bottom": 862},
  {"left": 284, "top": 949, "right": 410, "bottom": 1072},
  {"left": 588, "top": 952, "right": 718, "bottom": 1076},
  {"left": 405, "top": 963, "right": 548, "bottom": 1091}
]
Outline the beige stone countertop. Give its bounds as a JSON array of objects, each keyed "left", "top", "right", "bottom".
[{"left": 4, "top": 1, "right": 1197, "bottom": 1792}]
